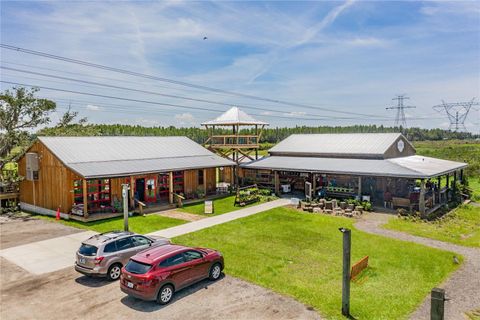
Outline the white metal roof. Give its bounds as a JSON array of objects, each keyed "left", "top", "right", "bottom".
[
  {"left": 269, "top": 133, "right": 412, "bottom": 158},
  {"left": 201, "top": 107, "right": 269, "bottom": 126},
  {"left": 241, "top": 155, "right": 467, "bottom": 179},
  {"left": 38, "top": 136, "right": 234, "bottom": 178}
]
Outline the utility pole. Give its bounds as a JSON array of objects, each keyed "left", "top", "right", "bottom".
[
  {"left": 339, "top": 227, "right": 351, "bottom": 317},
  {"left": 121, "top": 184, "right": 130, "bottom": 232},
  {"left": 433, "top": 98, "right": 479, "bottom": 132},
  {"left": 386, "top": 95, "right": 416, "bottom": 127}
]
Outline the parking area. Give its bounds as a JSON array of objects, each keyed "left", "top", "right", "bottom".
[{"left": 0, "top": 214, "right": 320, "bottom": 320}]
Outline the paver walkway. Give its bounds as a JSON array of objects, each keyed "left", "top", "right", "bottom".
[
  {"left": 0, "top": 199, "right": 291, "bottom": 275},
  {"left": 355, "top": 212, "right": 480, "bottom": 320},
  {"left": 148, "top": 198, "right": 291, "bottom": 238}
]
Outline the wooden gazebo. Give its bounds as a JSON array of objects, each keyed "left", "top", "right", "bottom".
[{"left": 202, "top": 107, "right": 269, "bottom": 163}]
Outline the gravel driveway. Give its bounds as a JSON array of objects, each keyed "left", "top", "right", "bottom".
[
  {"left": 0, "top": 213, "right": 321, "bottom": 320},
  {"left": 355, "top": 212, "right": 480, "bottom": 320}
]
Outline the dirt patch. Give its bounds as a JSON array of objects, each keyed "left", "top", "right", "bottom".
[
  {"left": 154, "top": 209, "right": 205, "bottom": 222},
  {"left": 0, "top": 213, "right": 81, "bottom": 249},
  {"left": 1, "top": 266, "right": 321, "bottom": 320}
]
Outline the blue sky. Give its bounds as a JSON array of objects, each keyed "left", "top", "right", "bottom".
[{"left": 1, "top": 0, "right": 479, "bottom": 132}]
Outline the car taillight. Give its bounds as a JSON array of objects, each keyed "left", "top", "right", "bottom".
[
  {"left": 139, "top": 275, "right": 155, "bottom": 286},
  {"left": 94, "top": 256, "right": 104, "bottom": 264}
]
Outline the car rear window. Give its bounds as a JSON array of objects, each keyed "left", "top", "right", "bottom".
[
  {"left": 79, "top": 244, "right": 97, "bottom": 256},
  {"left": 125, "top": 259, "right": 152, "bottom": 274}
]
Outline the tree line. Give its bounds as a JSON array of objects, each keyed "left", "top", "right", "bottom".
[{"left": 37, "top": 123, "right": 478, "bottom": 144}]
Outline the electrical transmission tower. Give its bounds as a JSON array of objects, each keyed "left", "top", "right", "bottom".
[
  {"left": 432, "top": 98, "right": 479, "bottom": 132},
  {"left": 386, "top": 95, "right": 416, "bottom": 127}
]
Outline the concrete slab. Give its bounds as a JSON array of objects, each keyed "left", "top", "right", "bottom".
[{"left": 0, "top": 231, "right": 97, "bottom": 275}]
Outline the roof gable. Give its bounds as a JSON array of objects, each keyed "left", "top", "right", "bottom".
[
  {"left": 269, "top": 133, "right": 415, "bottom": 159},
  {"left": 201, "top": 107, "right": 268, "bottom": 126}
]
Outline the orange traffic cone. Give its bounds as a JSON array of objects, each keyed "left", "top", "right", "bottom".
[{"left": 56, "top": 207, "right": 60, "bottom": 220}]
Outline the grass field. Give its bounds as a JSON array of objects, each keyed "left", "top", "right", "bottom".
[
  {"left": 179, "top": 195, "right": 271, "bottom": 216},
  {"left": 384, "top": 204, "right": 480, "bottom": 247},
  {"left": 175, "top": 207, "right": 461, "bottom": 319},
  {"left": 36, "top": 214, "right": 186, "bottom": 234},
  {"left": 413, "top": 140, "right": 480, "bottom": 178}
]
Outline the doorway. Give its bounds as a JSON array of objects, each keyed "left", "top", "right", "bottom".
[{"left": 135, "top": 178, "right": 145, "bottom": 202}]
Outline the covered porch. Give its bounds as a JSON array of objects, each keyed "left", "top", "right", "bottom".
[
  {"left": 241, "top": 155, "right": 467, "bottom": 215},
  {"left": 70, "top": 166, "right": 234, "bottom": 221}
]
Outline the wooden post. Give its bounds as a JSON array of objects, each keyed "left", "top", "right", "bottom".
[
  {"left": 446, "top": 174, "right": 450, "bottom": 189},
  {"left": 358, "top": 176, "right": 362, "bottom": 199},
  {"left": 169, "top": 172, "right": 174, "bottom": 204},
  {"left": 203, "top": 168, "right": 207, "bottom": 197},
  {"left": 437, "top": 176, "right": 441, "bottom": 203},
  {"left": 312, "top": 173, "right": 317, "bottom": 197},
  {"left": 419, "top": 179, "right": 426, "bottom": 215},
  {"left": 460, "top": 169, "right": 464, "bottom": 183},
  {"left": 430, "top": 288, "right": 445, "bottom": 320},
  {"left": 274, "top": 171, "right": 280, "bottom": 196},
  {"left": 340, "top": 228, "right": 351, "bottom": 317},
  {"left": 82, "top": 179, "right": 88, "bottom": 218},
  {"left": 453, "top": 171, "right": 457, "bottom": 194},
  {"left": 129, "top": 176, "right": 135, "bottom": 207}
]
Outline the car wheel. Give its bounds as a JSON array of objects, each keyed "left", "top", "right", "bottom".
[
  {"left": 107, "top": 263, "right": 122, "bottom": 281},
  {"left": 209, "top": 263, "right": 222, "bottom": 281},
  {"left": 157, "top": 284, "right": 174, "bottom": 305}
]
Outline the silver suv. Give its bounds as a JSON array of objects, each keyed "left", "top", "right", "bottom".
[{"left": 75, "top": 231, "right": 170, "bottom": 281}]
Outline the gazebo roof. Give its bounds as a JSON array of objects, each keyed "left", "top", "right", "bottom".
[{"left": 201, "top": 107, "right": 269, "bottom": 126}]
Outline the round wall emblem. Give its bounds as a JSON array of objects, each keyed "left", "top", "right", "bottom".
[{"left": 397, "top": 139, "right": 405, "bottom": 152}]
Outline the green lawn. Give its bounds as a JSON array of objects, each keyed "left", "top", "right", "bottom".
[
  {"left": 175, "top": 207, "right": 461, "bottom": 319},
  {"left": 384, "top": 204, "right": 480, "bottom": 247},
  {"left": 179, "top": 195, "right": 271, "bottom": 216},
  {"left": 36, "top": 214, "right": 186, "bottom": 234}
]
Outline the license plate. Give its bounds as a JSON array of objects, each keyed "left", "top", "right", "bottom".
[
  {"left": 79, "top": 258, "right": 86, "bottom": 264},
  {"left": 127, "top": 282, "right": 134, "bottom": 288}
]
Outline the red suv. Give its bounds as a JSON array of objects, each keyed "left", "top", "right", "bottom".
[{"left": 120, "top": 244, "right": 224, "bottom": 304}]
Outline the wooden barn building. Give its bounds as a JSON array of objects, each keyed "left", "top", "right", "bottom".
[
  {"left": 240, "top": 133, "right": 467, "bottom": 214},
  {"left": 18, "top": 136, "right": 234, "bottom": 221}
]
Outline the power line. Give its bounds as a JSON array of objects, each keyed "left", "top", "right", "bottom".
[
  {"left": 0, "top": 80, "right": 444, "bottom": 123},
  {"left": 385, "top": 95, "right": 416, "bottom": 127},
  {"left": 433, "top": 98, "right": 479, "bottom": 132},
  {"left": 0, "top": 43, "right": 391, "bottom": 119},
  {"left": 1, "top": 66, "right": 385, "bottom": 120}
]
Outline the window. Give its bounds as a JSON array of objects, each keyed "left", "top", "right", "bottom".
[
  {"left": 198, "top": 170, "right": 204, "bottom": 185},
  {"left": 131, "top": 236, "right": 150, "bottom": 247},
  {"left": 79, "top": 244, "right": 98, "bottom": 256},
  {"left": 103, "top": 242, "right": 117, "bottom": 253},
  {"left": 159, "top": 254, "right": 186, "bottom": 267},
  {"left": 184, "top": 250, "right": 203, "bottom": 261},
  {"left": 116, "top": 237, "right": 134, "bottom": 251},
  {"left": 125, "top": 260, "right": 152, "bottom": 275},
  {"left": 146, "top": 178, "right": 155, "bottom": 198}
]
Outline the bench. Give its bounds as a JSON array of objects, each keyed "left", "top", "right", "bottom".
[{"left": 392, "top": 197, "right": 412, "bottom": 210}]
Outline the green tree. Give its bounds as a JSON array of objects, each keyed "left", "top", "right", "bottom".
[{"left": 0, "top": 87, "right": 56, "bottom": 168}]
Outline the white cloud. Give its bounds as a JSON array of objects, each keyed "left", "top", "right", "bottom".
[
  {"left": 175, "top": 113, "right": 195, "bottom": 125},
  {"left": 86, "top": 104, "right": 103, "bottom": 111}
]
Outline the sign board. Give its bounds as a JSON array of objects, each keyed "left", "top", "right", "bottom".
[
  {"left": 351, "top": 256, "right": 369, "bottom": 280},
  {"left": 204, "top": 200, "right": 214, "bottom": 214},
  {"left": 305, "top": 181, "right": 312, "bottom": 201}
]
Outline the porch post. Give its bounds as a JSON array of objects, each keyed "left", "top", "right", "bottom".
[
  {"left": 312, "top": 173, "right": 317, "bottom": 197},
  {"left": 357, "top": 176, "right": 362, "bottom": 199},
  {"left": 169, "top": 172, "right": 174, "bottom": 204},
  {"left": 419, "top": 179, "right": 426, "bottom": 215},
  {"left": 129, "top": 176, "right": 135, "bottom": 208},
  {"left": 203, "top": 168, "right": 207, "bottom": 197},
  {"left": 460, "top": 169, "right": 464, "bottom": 183},
  {"left": 437, "top": 176, "right": 441, "bottom": 202},
  {"left": 446, "top": 174, "right": 450, "bottom": 189},
  {"left": 82, "top": 179, "right": 88, "bottom": 218},
  {"left": 274, "top": 171, "right": 280, "bottom": 196}
]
